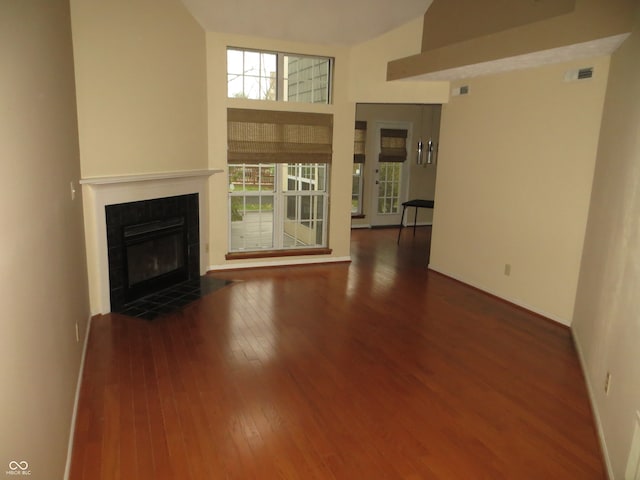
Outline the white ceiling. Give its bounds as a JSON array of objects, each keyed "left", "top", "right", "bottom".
[{"left": 181, "top": 0, "right": 433, "bottom": 46}]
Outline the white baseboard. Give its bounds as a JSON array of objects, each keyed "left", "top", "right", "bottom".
[
  {"left": 351, "top": 222, "right": 433, "bottom": 229},
  {"left": 427, "top": 263, "right": 570, "bottom": 326},
  {"left": 208, "top": 255, "right": 351, "bottom": 271},
  {"left": 63, "top": 314, "right": 93, "bottom": 480},
  {"left": 402, "top": 221, "right": 433, "bottom": 227},
  {"left": 572, "top": 330, "right": 614, "bottom": 480}
]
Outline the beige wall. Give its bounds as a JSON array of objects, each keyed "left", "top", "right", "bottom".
[
  {"left": 70, "top": 0, "right": 208, "bottom": 178},
  {"left": 349, "top": 17, "right": 449, "bottom": 103},
  {"left": 206, "top": 32, "right": 354, "bottom": 268},
  {"left": 430, "top": 56, "right": 610, "bottom": 324},
  {"left": 0, "top": 1, "right": 90, "bottom": 478},
  {"left": 572, "top": 6, "right": 640, "bottom": 478}
]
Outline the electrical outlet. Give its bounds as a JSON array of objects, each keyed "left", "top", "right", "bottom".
[
  {"left": 75, "top": 322, "right": 80, "bottom": 343},
  {"left": 504, "top": 263, "right": 511, "bottom": 276},
  {"left": 605, "top": 371, "right": 612, "bottom": 395}
]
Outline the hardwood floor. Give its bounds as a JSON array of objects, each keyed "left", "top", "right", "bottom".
[{"left": 69, "top": 227, "right": 606, "bottom": 479}]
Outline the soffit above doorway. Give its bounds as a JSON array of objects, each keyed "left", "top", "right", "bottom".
[
  {"left": 387, "top": 0, "right": 636, "bottom": 81},
  {"left": 397, "top": 34, "right": 629, "bottom": 82}
]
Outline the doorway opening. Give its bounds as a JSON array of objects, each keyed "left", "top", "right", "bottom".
[{"left": 352, "top": 103, "right": 442, "bottom": 229}]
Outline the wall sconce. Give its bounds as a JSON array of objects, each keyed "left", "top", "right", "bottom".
[
  {"left": 427, "top": 139, "right": 435, "bottom": 165},
  {"left": 417, "top": 139, "right": 436, "bottom": 166},
  {"left": 417, "top": 105, "right": 438, "bottom": 166},
  {"left": 416, "top": 140, "right": 424, "bottom": 165}
]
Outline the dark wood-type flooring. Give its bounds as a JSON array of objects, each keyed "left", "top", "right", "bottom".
[{"left": 69, "top": 227, "right": 606, "bottom": 479}]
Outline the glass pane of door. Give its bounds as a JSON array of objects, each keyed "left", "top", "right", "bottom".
[{"left": 377, "top": 162, "right": 402, "bottom": 214}]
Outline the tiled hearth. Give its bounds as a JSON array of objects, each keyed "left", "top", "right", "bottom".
[{"left": 116, "top": 275, "right": 232, "bottom": 320}]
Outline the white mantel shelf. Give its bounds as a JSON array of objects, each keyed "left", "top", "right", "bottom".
[{"left": 79, "top": 169, "right": 223, "bottom": 185}]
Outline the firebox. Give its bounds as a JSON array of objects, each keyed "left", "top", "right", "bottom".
[
  {"left": 106, "top": 194, "right": 199, "bottom": 312},
  {"left": 123, "top": 217, "right": 188, "bottom": 303}
]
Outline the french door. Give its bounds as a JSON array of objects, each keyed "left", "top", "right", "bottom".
[{"left": 369, "top": 122, "right": 410, "bottom": 226}]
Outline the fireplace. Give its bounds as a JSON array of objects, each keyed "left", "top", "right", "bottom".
[{"left": 106, "top": 194, "right": 199, "bottom": 312}]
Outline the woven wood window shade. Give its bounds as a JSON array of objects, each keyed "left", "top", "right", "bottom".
[
  {"left": 354, "top": 121, "right": 367, "bottom": 163},
  {"left": 379, "top": 128, "right": 408, "bottom": 163},
  {"left": 228, "top": 108, "right": 333, "bottom": 164}
]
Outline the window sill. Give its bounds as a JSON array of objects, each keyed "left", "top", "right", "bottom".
[
  {"left": 351, "top": 214, "right": 365, "bottom": 219},
  {"left": 225, "top": 248, "right": 332, "bottom": 261}
]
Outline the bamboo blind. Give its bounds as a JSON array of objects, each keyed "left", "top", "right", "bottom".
[
  {"left": 228, "top": 108, "right": 333, "bottom": 164},
  {"left": 354, "top": 120, "right": 367, "bottom": 163},
  {"left": 379, "top": 128, "right": 408, "bottom": 163}
]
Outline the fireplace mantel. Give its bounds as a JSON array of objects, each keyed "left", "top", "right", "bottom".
[
  {"left": 81, "top": 169, "right": 222, "bottom": 314},
  {"left": 80, "top": 169, "right": 222, "bottom": 185}
]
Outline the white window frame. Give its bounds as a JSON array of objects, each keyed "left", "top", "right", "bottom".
[
  {"left": 228, "top": 163, "right": 329, "bottom": 252},
  {"left": 227, "top": 47, "right": 333, "bottom": 104}
]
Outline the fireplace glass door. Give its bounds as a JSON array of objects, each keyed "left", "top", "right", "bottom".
[{"left": 123, "top": 217, "right": 188, "bottom": 303}]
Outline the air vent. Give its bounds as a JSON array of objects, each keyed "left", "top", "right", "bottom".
[
  {"left": 452, "top": 85, "right": 470, "bottom": 96},
  {"left": 578, "top": 67, "right": 594, "bottom": 79},
  {"left": 564, "top": 67, "right": 594, "bottom": 82}
]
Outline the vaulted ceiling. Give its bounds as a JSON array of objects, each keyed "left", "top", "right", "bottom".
[
  {"left": 181, "top": 0, "right": 433, "bottom": 46},
  {"left": 181, "top": 0, "right": 635, "bottom": 80}
]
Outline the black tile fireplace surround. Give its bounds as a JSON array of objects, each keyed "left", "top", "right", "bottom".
[{"left": 106, "top": 194, "right": 200, "bottom": 314}]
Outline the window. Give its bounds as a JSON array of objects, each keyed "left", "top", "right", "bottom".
[
  {"left": 229, "top": 164, "right": 328, "bottom": 251},
  {"left": 227, "top": 48, "right": 332, "bottom": 104},
  {"left": 227, "top": 109, "right": 332, "bottom": 254},
  {"left": 352, "top": 121, "right": 366, "bottom": 215},
  {"left": 377, "top": 163, "right": 402, "bottom": 214},
  {"left": 227, "top": 49, "right": 276, "bottom": 100},
  {"left": 229, "top": 164, "right": 275, "bottom": 250}
]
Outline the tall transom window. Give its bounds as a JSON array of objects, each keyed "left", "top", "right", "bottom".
[{"left": 227, "top": 48, "right": 333, "bottom": 104}]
